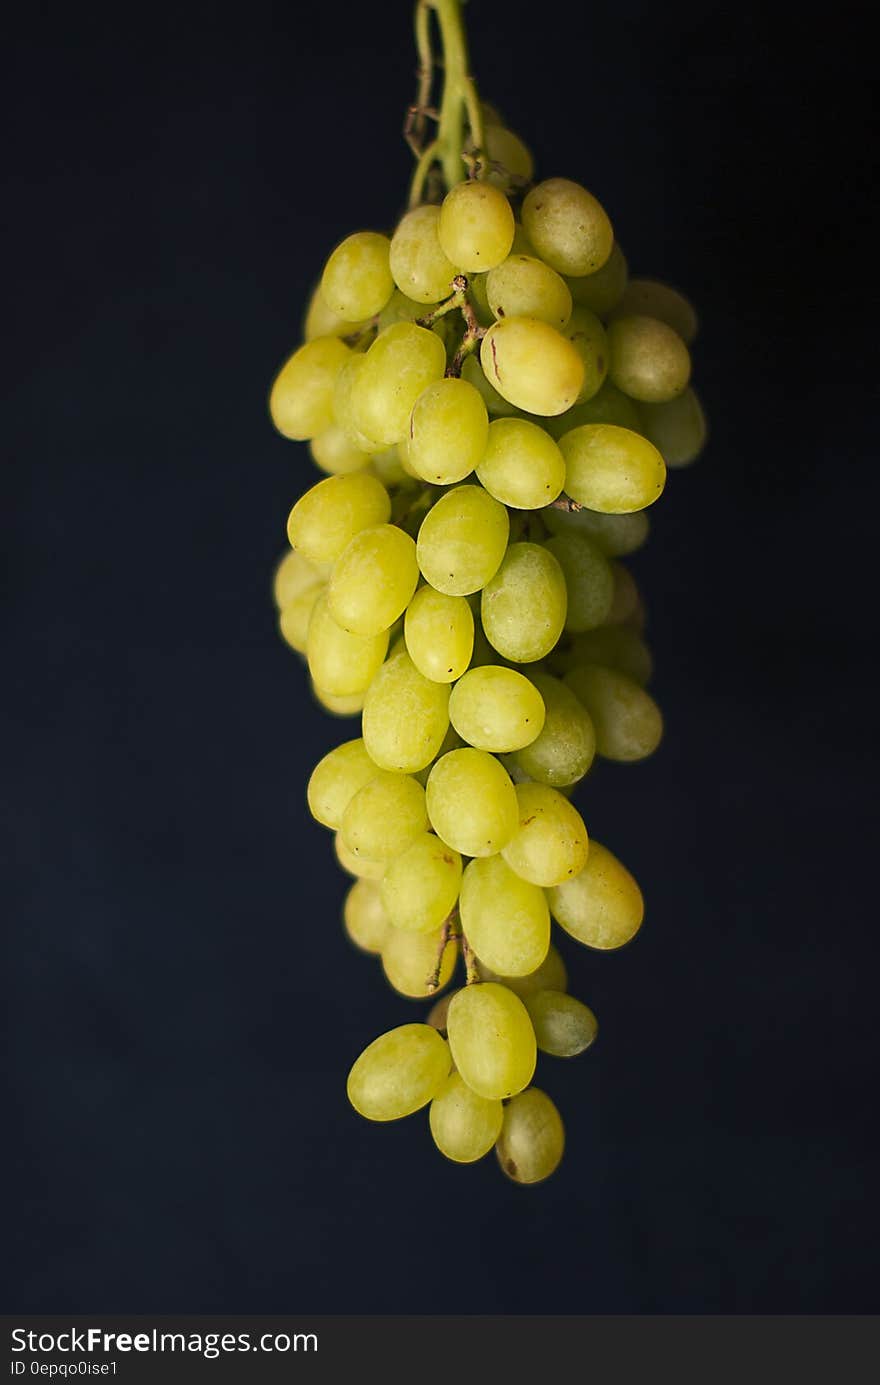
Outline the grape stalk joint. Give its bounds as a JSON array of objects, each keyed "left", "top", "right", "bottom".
[{"left": 269, "top": 0, "right": 704, "bottom": 1184}]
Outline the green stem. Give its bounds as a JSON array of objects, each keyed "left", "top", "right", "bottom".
[{"left": 409, "top": 0, "right": 484, "bottom": 202}]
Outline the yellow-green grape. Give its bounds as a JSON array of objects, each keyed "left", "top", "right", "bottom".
[
  {"left": 343, "top": 878, "right": 390, "bottom": 954},
  {"left": 469, "top": 616, "right": 499, "bottom": 670},
  {"left": 407, "top": 378, "right": 489, "bottom": 485},
  {"left": 306, "top": 592, "right": 389, "bottom": 696},
  {"left": 476, "top": 417, "right": 566, "bottom": 509},
  {"left": 612, "top": 277, "right": 698, "bottom": 344},
  {"left": 466, "top": 270, "right": 495, "bottom": 327},
  {"left": 485, "top": 254, "right": 572, "bottom": 329},
  {"left": 272, "top": 548, "right": 326, "bottom": 609},
  {"left": 307, "top": 737, "right": 378, "bottom": 829},
  {"left": 525, "top": 990, "right": 598, "bottom": 1057},
  {"left": 269, "top": 336, "right": 351, "bottom": 441},
  {"left": 429, "top": 1072, "right": 504, "bottom": 1163},
  {"left": 565, "top": 241, "right": 628, "bottom": 316},
  {"left": 496, "top": 1087, "right": 565, "bottom": 1184},
  {"left": 278, "top": 585, "right": 324, "bottom": 655},
  {"left": 426, "top": 747, "right": 518, "bottom": 857},
  {"left": 459, "top": 855, "right": 550, "bottom": 977},
  {"left": 607, "top": 315, "right": 691, "bottom": 403},
  {"left": 381, "top": 832, "right": 462, "bottom": 934},
  {"left": 637, "top": 387, "right": 707, "bottom": 468},
  {"left": 501, "top": 781, "right": 589, "bottom": 887},
  {"left": 449, "top": 665, "right": 546, "bottom": 753},
  {"left": 340, "top": 771, "right": 428, "bottom": 862},
  {"left": 381, "top": 922, "right": 458, "bottom": 998},
  {"left": 544, "top": 532, "right": 614, "bottom": 632},
  {"left": 377, "top": 289, "right": 430, "bottom": 332},
  {"left": 303, "top": 282, "right": 373, "bottom": 342},
  {"left": 350, "top": 322, "right": 447, "bottom": 446},
  {"left": 565, "top": 665, "right": 663, "bottom": 761},
  {"left": 522, "top": 177, "right": 613, "bottom": 276},
  {"left": 309, "top": 425, "right": 371, "bottom": 476},
  {"left": 362, "top": 651, "right": 451, "bottom": 773},
  {"left": 427, "top": 990, "right": 458, "bottom": 1032},
  {"left": 605, "top": 560, "right": 644, "bottom": 629},
  {"left": 543, "top": 380, "right": 642, "bottom": 439},
  {"left": 560, "top": 423, "right": 666, "bottom": 514},
  {"left": 482, "top": 124, "right": 535, "bottom": 192},
  {"left": 460, "top": 352, "right": 521, "bottom": 417},
  {"left": 389, "top": 203, "right": 459, "bottom": 304},
  {"left": 320, "top": 231, "right": 394, "bottom": 320},
  {"left": 287, "top": 471, "right": 391, "bottom": 565},
  {"left": 563, "top": 306, "right": 609, "bottom": 403},
  {"left": 478, "top": 942, "right": 568, "bottom": 998},
  {"left": 565, "top": 626, "right": 653, "bottom": 686},
  {"left": 481, "top": 542, "right": 567, "bottom": 663},
  {"left": 481, "top": 317, "right": 584, "bottom": 416},
  {"left": 404, "top": 586, "right": 474, "bottom": 683},
  {"left": 370, "top": 446, "right": 412, "bottom": 489},
  {"left": 332, "top": 355, "right": 388, "bottom": 453},
  {"left": 347, "top": 1024, "right": 451, "bottom": 1121},
  {"left": 334, "top": 830, "right": 386, "bottom": 881},
  {"left": 327, "top": 524, "right": 418, "bottom": 636},
  {"left": 541, "top": 499, "right": 649, "bottom": 555},
  {"left": 416, "top": 484, "right": 509, "bottom": 596},
  {"left": 312, "top": 684, "right": 365, "bottom": 717},
  {"left": 447, "top": 982, "right": 536, "bottom": 1100},
  {"left": 547, "top": 838, "right": 644, "bottom": 949},
  {"left": 513, "top": 671, "right": 596, "bottom": 787},
  {"left": 437, "top": 180, "right": 515, "bottom": 272}
]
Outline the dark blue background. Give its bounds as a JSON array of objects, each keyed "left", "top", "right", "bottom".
[{"left": 5, "top": 0, "right": 877, "bottom": 1312}]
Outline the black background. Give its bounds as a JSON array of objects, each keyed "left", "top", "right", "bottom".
[{"left": 5, "top": 0, "right": 878, "bottom": 1314}]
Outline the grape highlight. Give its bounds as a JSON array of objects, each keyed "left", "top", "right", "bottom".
[{"left": 269, "top": 0, "right": 706, "bottom": 1184}]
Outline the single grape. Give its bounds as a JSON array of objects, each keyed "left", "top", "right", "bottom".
[
  {"left": 563, "top": 305, "right": 609, "bottom": 403},
  {"left": 607, "top": 314, "right": 691, "bottom": 403},
  {"left": 501, "top": 780, "right": 589, "bottom": 887},
  {"left": 460, "top": 352, "right": 522, "bottom": 416},
  {"left": 340, "top": 770, "right": 429, "bottom": 862},
  {"left": 565, "top": 664, "right": 663, "bottom": 761},
  {"left": 486, "top": 254, "right": 572, "bottom": 328},
  {"left": 416, "top": 484, "right": 509, "bottom": 596},
  {"left": 637, "top": 387, "right": 707, "bottom": 468},
  {"left": 477, "top": 942, "right": 568, "bottom": 998},
  {"left": 381, "top": 922, "right": 458, "bottom": 998},
  {"left": 495, "top": 1087, "right": 565, "bottom": 1184},
  {"left": 320, "top": 231, "right": 394, "bottom": 320},
  {"left": 459, "top": 854, "right": 550, "bottom": 977},
  {"left": 544, "top": 532, "right": 615, "bottom": 632},
  {"left": 381, "top": 831, "right": 462, "bottom": 934},
  {"left": 481, "top": 542, "right": 567, "bottom": 663},
  {"left": 311, "top": 683, "right": 366, "bottom": 717},
  {"left": 407, "top": 377, "right": 489, "bottom": 485},
  {"left": 272, "top": 549, "right": 327, "bottom": 609},
  {"left": 605, "top": 560, "right": 645, "bottom": 629},
  {"left": 446, "top": 982, "right": 537, "bottom": 1100},
  {"left": 334, "top": 830, "right": 386, "bottom": 881},
  {"left": 389, "top": 203, "right": 459, "bottom": 304},
  {"left": 513, "top": 670, "right": 596, "bottom": 787},
  {"left": 309, "top": 425, "right": 371, "bottom": 476},
  {"left": 362, "top": 650, "right": 451, "bottom": 773},
  {"left": 561, "top": 625, "right": 653, "bottom": 686},
  {"left": 524, "top": 990, "right": 598, "bottom": 1057},
  {"left": 480, "top": 317, "right": 584, "bottom": 415},
  {"left": 541, "top": 500, "right": 650, "bottom": 556},
  {"left": 522, "top": 177, "right": 613, "bottom": 276},
  {"left": 426, "top": 989, "right": 458, "bottom": 1032},
  {"left": 404, "top": 586, "right": 474, "bottom": 683},
  {"left": 351, "top": 322, "right": 447, "bottom": 446},
  {"left": 306, "top": 592, "right": 389, "bottom": 696},
  {"left": 303, "top": 282, "right": 373, "bottom": 342},
  {"left": 426, "top": 747, "right": 519, "bottom": 857},
  {"left": 449, "top": 665, "right": 546, "bottom": 753},
  {"left": 559, "top": 423, "right": 666, "bottom": 514},
  {"left": 287, "top": 471, "right": 391, "bottom": 565},
  {"left": 343, "top": 878, "right": 391, "bottom": 954},
  {"left": 347, "top": 1024, "right": 451, "bottom": 1121},
  {"left": 547, "top": 838, "right": 644, "bottom": 949},
  {"left": 270, "top": 336, "right": 352, "bottom": 441},
  {"left": 438, "top": 180, "right": 515, "bottom": 272},
  {"left": 307, "top": 737, "right": 379, "bottom": 829},
  {"left": 611, "top": 277, "right": 698, "bottom": 344},
  {"left": 565, "top": 241, "right": 628, "bottom": 316},
  {"left": 328, "top": 524, "right": 419, "bottom": 635},
  {"left": 278, "top": 585, "right": 324, "bottom": 655},
  {"left": 476, "top": 417, "right": 566, "bottom": 509},
  {"left": 333, "top": 355, "right": 389, "bottom": 453},
  {"left": 543, "top": 380, "right": 643, "bottom": 439},
  {"left": 482, "top": 124, "right": 534, "bottom": 192},
  {"left": 429, "top": 1072, "right": 504, "bottom": 1163}
]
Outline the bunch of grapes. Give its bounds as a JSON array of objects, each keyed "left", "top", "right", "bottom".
[{"left": 268, "top": 0, "right": 705, "bottom": 1185}]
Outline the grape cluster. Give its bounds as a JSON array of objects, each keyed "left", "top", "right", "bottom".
[{"left": 269, "top": 102, "right": 704, "bottom": 1183}]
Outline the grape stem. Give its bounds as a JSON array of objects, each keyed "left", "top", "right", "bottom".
[
  {"left": 461, "top": 934, "right": 480, "bottom": 985},
  {"left": 408, "top": 0, "right": 484, "bottom": 206},
  {"left": 549, "top": 494, "right": 584, "bottom": 513},
  {"left": 426, "top": 908, "right": 461, "bottom": 993}
]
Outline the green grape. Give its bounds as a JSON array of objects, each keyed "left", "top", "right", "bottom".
[
  {"left": 347, "top": 1023, "right": 451, "bottom": 1121},
  {"left": 496, "top": 1087, "right": 565, "bottom": 1184},
  {"left": 437, "top": 180, "right": 515, "bottom": 272},
  {"left": 448, "top": 665, "right": 546, "bottom": 753},
  {"left": 343, "top": 877, "right": 390, "bottom": 954},
  {"left": 377, "top": 289, "right": 432, "bottom": 332},
  {"left": 334, "top": 830, "right": 386, "bottom": 881},
  {"left": 309, "top": 425, "right": 371, "bottom": 476},
  {"left": 350, "top": 322, "right": 447, "bottom": 446},
  {"left": 611, "top": 277, "right": 698, "bottom": 344},
  {"left": 429, "top": 1072, "right": 504, "bottom": 1163},
  {"left": 404, "top": 586, "right": 474, "bottom": 683},
  {"left": 477, "top": 942, "right": 568, "bottom": 998},
  {"left": 446, "top": 982, "right": 537, "bottom": 1100},
  {"left": 427, "top": 990, "right": 457, "bottom": 1032},
  {"left": 382, "top": 922, "right": 458, "bottom": 998},
  {"left": 327, "top": 524, "right": 419, "bottom": 635},
  {"left": 605, "top": 560, "right": 645, "bottom": 629},
  {"left": 307, "top": 737, "right": 379, "bottom": 829},
  {"left": 459, "top": 855, "right": 550, "bottom": 977},
  {"left": 485, "top": 254, "right": 572, "bottom": 329},
  {"left": 369, "top": 446, "right": 412, "bottom": 489},
  {"left": 381, "top": 831, "right": 462, "bottom": 934},
  {"left": 362, "top": 650, "right": 451, "bottom": 773},
  {"left": 303, "top": 282, "right": 373, "bottom": 342},
  {"left": 287, "top": 471, "right": 391, "bottom": 564},
  {"left": 513, "top": 671, "right": 596, "bottom": 787},
  {"left": 565, "top": 241, "right": 628, "bottom": 316},
  {"left": 466, "top": 270, "right": 495, "bottom": 326},
  {"left": 269, "top": 336, "right": 352, "bottom": 441},
  {"left": 306, "top": 592, "right": 389, "bottom": 696},
  {"left": 565, "top": 664, "right": 663, "bottom": 761},
  {"left": 544, "top": 532, "right": 615, "bottom": 632},
  {"left": 278, "top": 585, "right": 324, "bottom": 655},
  {"left": 480, "top": 317, "right": 584, "bottom": 415},
  {"left": 501, "top": 780, "right": 589, "bottom": 887},
  {"left": 524, "top": 990, "right": 598, "bottom": 1057},
  {"left": 272, "top": 548, "right": 327, "bottom": 609},
  {"left": 559, "top": 423, "right": 666, "bottom": 514},
  {"left": 563, "top": 626, "right": 653, "bottom": 686},
  {"left": 312, "top": 683, "right": 365, "bottom": 717},
  {"left": 563, "top": 306, "right": 609, "bottom": 402},
  {"left": 320, "top": 231, "right": 394, "bottom": 320},
  {"left": 460, "top": 352, "right": 521, "bottom": 416},
  {"left": 389, "top": 203, "right": 459, "bottom": 304},
  {"left": 482, "top": 124, "right": 535, "bottom": 191},
  {"left": 475, "top": 417, "right": 566, "bottom": 509},
  {"left": 426, "top": 747, "right": 519, "bottom": 857},
  {"left": 541, "top": 500, "right": 650, "bottom": 556},
  {"left": 481, "top": 542, "right": 567, "bottom": 663},
  {"left": 340, "top": 770, "right": 429, "bottom": 861},
  {"left": 522, "top": 177, "right": 614, "bottom": 276},
  {"left": 543, "top": 380, "right": 642, "bottom": 439},
  {"left": 637, "top": 387, "right": 707, "bottom": 468},
  {"left": 333, "top": 355, "right": 389, "bottom": 452},
  {"left": 547, "top": 838, "right": 644, "bottom": 949},
  {"left": 607, "top": 315, "right": 691, "bottom": 403},
  {"left": 416, "top": 484, "right": 509, "bottom": 596},
  {"left": 407, "top": 377, "right": 489, "bottom": 485}
]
